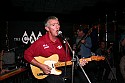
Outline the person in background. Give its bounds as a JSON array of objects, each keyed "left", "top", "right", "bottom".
[
  {"left": 24, "top": 16, "right": 88, "bottom": 83},
  {"left": 95, "top": 41, "right": 112, "bottom": 81},
  {"left": 73, "top": 26, "right": 92, "bottom": 58},
  {"left": 95, "top": 41, "right": 111, "bottom": 56},
  {"left": 119, "top": 35, "right": 125, "bottom": 82}
]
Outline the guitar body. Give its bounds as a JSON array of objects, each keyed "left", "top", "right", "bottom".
[{"left": 30, "top": 54, "right": 62, "bottom": 79}]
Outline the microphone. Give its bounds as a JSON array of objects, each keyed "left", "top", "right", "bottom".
[
  {"left": 58, "top": 31, "right": 63, "bottom": 38},
  {"left": 58, "top": 31, "right": 69, "bottom": 40}
]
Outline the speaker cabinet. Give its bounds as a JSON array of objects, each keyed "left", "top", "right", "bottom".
[{"left": 2, "top": 51, "right": 15, "bottom": 65}]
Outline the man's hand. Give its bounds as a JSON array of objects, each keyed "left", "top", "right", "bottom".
[
  {"left": 81, "top": 39, "right": 86, "bottom": 44},
  {"left": 79, "top": 58, "right": 88, "bottom": 66},
  {"left": 40, "top": 64, "right": 52, "bottom": 74}
]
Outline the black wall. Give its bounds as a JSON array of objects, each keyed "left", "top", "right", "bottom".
[{"left": 1, "top": 21, "right": 74, "bottom": 50}]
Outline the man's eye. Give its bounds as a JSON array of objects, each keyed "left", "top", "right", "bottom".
[
  {"left": 52, "top": 24, "right": 55, "bottom": 26},
  {"left": 50, "top": 23, "right": 60, "bottom": 26}
]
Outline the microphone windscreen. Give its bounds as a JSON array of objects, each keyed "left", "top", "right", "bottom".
[{"left": 58, "top": 31, "right": 62, "bottom": 36}]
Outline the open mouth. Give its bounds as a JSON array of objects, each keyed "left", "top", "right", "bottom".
[{"left": 56, "top": 30, "right": 59, "bottom": 34}]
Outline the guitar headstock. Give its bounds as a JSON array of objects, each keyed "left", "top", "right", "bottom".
[{"left": 90, "top": 55, "right": 105, "bottom": 61}]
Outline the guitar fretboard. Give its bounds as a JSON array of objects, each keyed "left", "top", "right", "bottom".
[{"left": 54, "top": 61, "right": 72, "bottom": 67}]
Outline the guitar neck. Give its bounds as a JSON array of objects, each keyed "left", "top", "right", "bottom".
[
  {"left": 76, "top": 35, "right": 87, "bottom": 48},
  {"left": 107, "top": 46, "right": 112, "bottom": 50},
  {"left": 54, "top": 58, "right": 92, "bottom": 68},
  {"left": 54, "top": 61, "right": 72, "bottom": 67}
]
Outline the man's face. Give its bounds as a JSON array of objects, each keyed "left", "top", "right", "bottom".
[
  {"left": 100, "top": 42, "right": 105, "bottom": 49},
  {"left": 77, "top": 29, "right": 85, "bottom": 37},
  {"left": 46, "top": 19, "right": 60, "bottom": 37}
]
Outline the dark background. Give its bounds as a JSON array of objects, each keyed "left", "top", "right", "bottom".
[{"left": 0, "top": 0, "right": 125, "bottom": 47}]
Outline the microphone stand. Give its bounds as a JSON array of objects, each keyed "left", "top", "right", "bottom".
[
  {"left": 75, "top": 55, "right": 91, "bottom": 83},
  {"left": 62, "top": 38, "right": 91, "bottom": 83}
]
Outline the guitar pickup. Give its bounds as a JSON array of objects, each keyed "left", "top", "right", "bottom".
[{"left": 37, "top": 73, "right": 45, "bottom": 76}]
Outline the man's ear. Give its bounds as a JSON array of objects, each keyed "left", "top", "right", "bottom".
[{"left": 45, "top": 27, "right": 49, "bottom": 31}]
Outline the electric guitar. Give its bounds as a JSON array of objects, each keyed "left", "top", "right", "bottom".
[{"left": 30, "top": 54, "right": 105, "bottom": 79}]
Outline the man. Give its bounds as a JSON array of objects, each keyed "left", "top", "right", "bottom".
[
  {"left": 95, "top": 41, "right": 112, "bottom": 81},
  {"left": 24, "top": 16, "right": 87, "bottom": 83},
  {"left": 74, "top": 26, "right": 92, "bottom": 58}
]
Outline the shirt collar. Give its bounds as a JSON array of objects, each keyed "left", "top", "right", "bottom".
[{"left": 45, "top": 32, "right": 60, "bottom": 44}]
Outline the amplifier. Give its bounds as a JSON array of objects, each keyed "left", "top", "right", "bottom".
[{"left": 2, "top": 51, "right": 15, "bottom": 65}]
